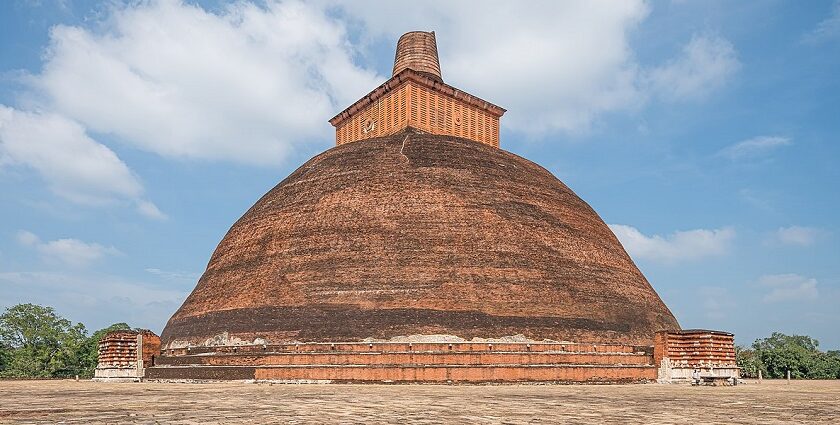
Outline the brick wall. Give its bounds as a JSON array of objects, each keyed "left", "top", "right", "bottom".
[
  {"left": 147, "top": 341, "right": 657, "bottom": 383},
  {"left": 335, "top": 82, "right": 410, "bottom": 145},
  {"left": 98, "top": 329, "right": 161, "bottom": 368},
  {"left": 654, "top": 330, "right": 736, "bottom": 368},
  {"left": 97, "top": 330, "right": 140, "bottom": 368},
  {"left": 331, "top": 70, "right": 503, "bottom": 148},
  {"left": 654, "top": 330, "right": 738, "bottom": 381}
]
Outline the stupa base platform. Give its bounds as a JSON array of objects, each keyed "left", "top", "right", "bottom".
[{"left": 145, "top": 342, "right": 657, "bottom": 383}]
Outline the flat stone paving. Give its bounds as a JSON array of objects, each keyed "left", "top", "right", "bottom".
[{"left": 0, "top": 379, "right": 838, "bottom": 424}]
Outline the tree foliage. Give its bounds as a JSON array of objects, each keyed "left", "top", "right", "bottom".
[
  {"left": 735, "top": 345, "right": 765, "bottom": 378},
  {"left": 0, "top": 340, "right": 11, "bottom": 373},
  {"left": 737, "top": 332, "right": 840, "bottom": 379},
  {"left": 0, "top": 303, "right": 87, "bottom": 378},
  {"left": 0, "top": 304, "right": 132, "bottom": 379}
]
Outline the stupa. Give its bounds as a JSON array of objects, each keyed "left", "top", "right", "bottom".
[{"left": 141, "top": 32, "right": 737, "bottom": 383}]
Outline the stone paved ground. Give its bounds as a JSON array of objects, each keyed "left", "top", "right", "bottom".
[{"left": 0, "top": 379, "right": 838, "bottom": 424}]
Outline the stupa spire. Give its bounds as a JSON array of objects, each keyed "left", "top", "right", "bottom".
[{"left": 392, "top": 31, "right": 442, "bottom": 83}]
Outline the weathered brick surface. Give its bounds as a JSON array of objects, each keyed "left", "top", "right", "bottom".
[
  {"left": 163, "top": 342, "right": 648, "bottom": 356},
  {"left": 97, "top": 330, "right": 160, "bottom": 369},
  {"left": 146, "top": 366, "right": 256, "bottom": 381},
  {"left": 156, "top": 352, "right": 652, "bottom": 367},
  {"left": 252, "top": 364, "right": 656, "bottom": 383},
  {"left": 140, "top": 331, "right": 161, "bottom": 366},
  {"left": 155, "top": 343, "right": 653, "bottom": 368},
  {"left": 161, "top": 130, "right": 679, "bottom": 349},
  {"left": 654, "top": 330, "right": 736, "bottom": 368},
  {"left": 147, "top": 342, "right": 657, "bottom": 383},
  {"left": 145, "top": 364, "right": 655, "bottom": 383},
  {"left": 392, "top": 31, "right": 442, "bottom": 82},
  {"left": 331, "top": 70, "right": 503, "bottom": 147},
  {"left": 97, "top": 331, "right": 139, "bottom": 368}
]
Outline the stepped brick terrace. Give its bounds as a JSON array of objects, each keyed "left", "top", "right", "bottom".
[{"left": 147, "top": 341, "right": 657, "bottom": 383}]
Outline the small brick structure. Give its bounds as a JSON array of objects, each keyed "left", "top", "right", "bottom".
[
  {"left": 654, "top": 330, "right": 739, "bottom": 383},
  {"left": 94, "top": 329, "right": 160, "bottom": 381},
  {"left": 329, "top": 31, "right": 505, "bottom": 148}
]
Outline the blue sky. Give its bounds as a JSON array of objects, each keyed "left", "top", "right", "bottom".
[{"left": 1, "top": 0, "right": 838, "bottom": 349}]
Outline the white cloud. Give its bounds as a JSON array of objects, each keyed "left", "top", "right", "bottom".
[
  {"left": 16, "top": 230, "right": 40, "bottom": 247},
  {"left": 4, "top": 0, "right": 745, "bottom": 211},
  {"left": 16, "top": 230, "right": 119, "bottom": 267},
  {"left": 775, "top": 226, "right": 822, "bottom": 247},
  {"left": 758, "top": 273, "right": 819, "bottom": 303},
  {"left": 0, "top": 107, "right": 141, "bottom": 201},
  {"left": 332, "top": 0, "right": 650, "bottom": 134},
  {"left": 719, "top": 136, "right": 791, "bottom": 160},
  {"left": 333, "top": 1, "right": 743, "bottom": 133},
  {"left": 8, "top": 0, "right": 742, "bottom": 176},
  {"left": 647, "top": 34, "right": 740, "bottom": 101},
  {"left": 0, "top": 271, "right": 187, "bottom": 333},
  {"left": 27, "top": 0, "right": 380, "bottom": 165},
  {"left": 145, "top": 268, "right": 199, "bottom": 281},
  {"left": 137, "top": 200, "right": 168, "bottom": 221},
  {"left": 803, "top": 0, "right": 840, "bottom": 42},
  {"left": 0, "top": 106, "right": 162, "bottom": 215},
  {"left": 609, "top": 224, "right": 735, "bottom": 263}
]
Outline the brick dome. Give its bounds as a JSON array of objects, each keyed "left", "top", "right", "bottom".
[{"left": 161, "top": 129, "right": 679, "bottom": 349}]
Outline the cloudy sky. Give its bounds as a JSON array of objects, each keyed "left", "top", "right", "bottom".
[{"left": 1, "top": 0, "right": 838, "bottom": 349}]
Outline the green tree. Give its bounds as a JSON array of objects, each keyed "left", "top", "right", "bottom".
[
  {"left": 753, "top": 332, "right": 820, "bottom": 352},
  {"left": 735, "top": 346, "right": 765, "bottom": 378},
  {"left": 735, "top": 333, "right": 840, "bottom": 380},
  {"left": 0, "top": 303, "right": 88, "bottom": 378},
  {"left": 830, "top": 351, "right": 840, "bottom": 379},
  {"left": 0, "top": 340, "right": 10, "bottom": 374},
  {"left": 807, "top": 351, "right": 840, "bottom": 379},
  {"left": 751, "top": 332, "right": 835, "bottom": 379}
]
